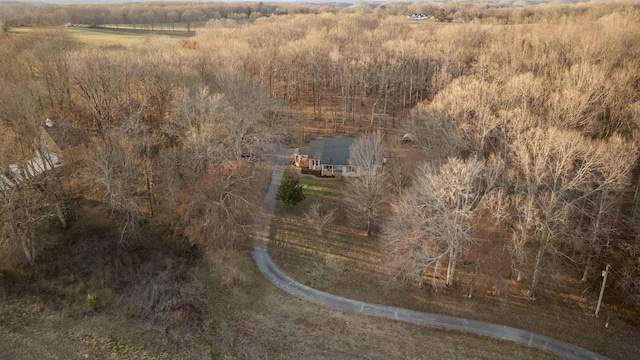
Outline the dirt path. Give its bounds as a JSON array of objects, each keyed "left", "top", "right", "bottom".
[{"left": 252, "top": 149, "right": 607, "bottom": 360}]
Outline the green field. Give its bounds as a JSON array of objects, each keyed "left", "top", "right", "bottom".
[
  {"left": 68, "top": 27, "right": 194, "bottom": 48},
  {"left": 292, "top": 171, "right": 347, "bottom": 197},
  {"left": 7, "top": 26, "right": 195, "bottom": 48}
]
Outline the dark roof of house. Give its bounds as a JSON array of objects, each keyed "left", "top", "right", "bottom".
[
  {"left": 44, "top": 122, "right": 90, "bottom": 150},
  {"left": 309, "top": 139, "right": 323, "bottom": 159},
  {"left": 320, "top": 138, "right": 355, "bottom": 166}
]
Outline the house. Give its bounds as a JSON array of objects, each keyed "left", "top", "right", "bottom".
[
  {"left": 294, "top": 138, "right": 359, "bottom": 177},
  {"left": 410, "top": 13, "right": 428, "bottom": 20},
  {"left": 0, "top": 119, "right": 71, "bottom": 191}
]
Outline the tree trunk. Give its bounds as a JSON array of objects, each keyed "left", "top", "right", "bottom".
[
  {"left": 583, "top": 191, "right": 605, "bottom": 282},
  {"left": 582, "top": 250, "right": 593, "bottom": 283},
  {"left": 55, "top": 201, "right": 68, "bottom": 229},
  {"left": 446, "top": 246, "right": 457, "bottom": 286},
  {"left": 22, "top": 236, "right": 35, "bottom": 265},
  {"left": 366, "top": 206, "right": 372, "bottom": 236},
  {"left": 633, "top": 175, "right": 640, "bottom": 217},
  {"left": 528, "top": 236, "right": 549, "bottom": 300}
]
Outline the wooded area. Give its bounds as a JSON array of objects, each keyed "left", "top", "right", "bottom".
[{"left": 1, "top": 1, "right": 639, "bottom": 358}]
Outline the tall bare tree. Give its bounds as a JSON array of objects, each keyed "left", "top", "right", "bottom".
[
  {"left": 386, "top": 157, "right": 489, "bottom": 287},
  {"left": 573, "top": 135, "right": 637, "bottom": 282},
  {"left": 346, "top": 131, "right": 388, "bottom": 236},
  {"left": 85, "top": 114, "right": 149, "bottom": 243},
  {"left": 509, "top": 127, "right": 602, "bottom": 299}
]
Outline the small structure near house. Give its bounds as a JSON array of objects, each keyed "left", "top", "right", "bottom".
[
  {"left": 294, "top": 137, "right": 358, "bottom": 177},
  {"left": 293, "top": 147, "right": 310, "bottom": 168},
  {"left": 402, "top": 132, "right": 416, "bottom": 143}
]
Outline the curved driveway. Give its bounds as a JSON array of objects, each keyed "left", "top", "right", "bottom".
[{"left": 252, "top": 149, "right": 607, "bottom": 360}]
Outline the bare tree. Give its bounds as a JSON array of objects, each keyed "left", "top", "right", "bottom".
[
  {"left": 175, "top": 161, "right": 257, "bottom": 249},
  {"left": 385, "top": 157, "right": 488, "bottom": 287},
  {"left": 70, "top": 49, "right": 139, "bottom": 137},
  {"left": 304, "top": 203, "right": 336, "bottom": 236},
  {"left": 346, "top": 131, "right": 389, "bottom": 236},
  {"left": 573, "top": 135, "right": 637, "bottom": 282},
  {"left": 84, "top": 114, "right": 149, "bottom": 243},
  {"left": 508, "top": 127, "right": 603, "bottom": 299}
]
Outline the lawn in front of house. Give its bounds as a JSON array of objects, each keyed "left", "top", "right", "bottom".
[{"left": 285, "top": 168, "right": 346, "bottom": 198}]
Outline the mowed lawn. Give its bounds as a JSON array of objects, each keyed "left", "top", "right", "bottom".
[
  {"left": 68, "top": 27, "right": 194, "bottom": 48},
  {"left": 7, "top": 26, "right": 194, "bottom": 48}
]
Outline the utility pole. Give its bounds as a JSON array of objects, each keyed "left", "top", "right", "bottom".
[{"left": 595, "top": 264, "right": 611, "bottom": 317}]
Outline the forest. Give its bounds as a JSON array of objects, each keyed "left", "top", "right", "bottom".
[{"left": 1, "top": 1, "right": 639, "bottom": 359}]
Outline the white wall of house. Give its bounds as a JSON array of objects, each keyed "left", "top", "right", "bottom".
[
  {"left": 343, "top": 165, "right": 359, "bottom": 177},
  {"left": 342, "top": 164, "right": 380, "bottom": 177}
]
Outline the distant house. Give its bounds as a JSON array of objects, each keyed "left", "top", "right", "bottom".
[
  {"left": 294, "top": 138, "right": 359, "bottom": 177},
  {"left": 410, "top": 13, "right": 428, "bottom": 20},
  {"left": 0, "top": 119, "right": 77, "bottom": 191},
  {"left": 0, "top": 142, "right": 62, "bottom": 191}
]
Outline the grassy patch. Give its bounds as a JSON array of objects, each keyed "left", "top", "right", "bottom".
[
  {"left": 102, "top": 22, "right": 204, "bottom": 32},
  {"left": 68, "top": 27, "right": 192, "bottom": 48},
  {"left": 285, "top": 168, "right": 346, "bottom": 197}
]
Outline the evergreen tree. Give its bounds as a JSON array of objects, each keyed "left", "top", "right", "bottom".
[{"left": 276, "top": 175, "right": 305, "bottom": 206}]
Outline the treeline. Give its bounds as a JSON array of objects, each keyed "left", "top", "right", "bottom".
[
  {"left": 0, "top": 25, "right": 291, "bottom": 264},
  {"left": 393, "top": 7, "right": 640, "bottom": 303},
  {"left": 195, "top": 2, "right": 640, "bottom": 132},
  {"left": 0, "top": 1, "right": 333, "bottom": 28},
  {"left": 2, "top": 1, "right": 634, "bottom": 30},
  {"left": 0, "top": 21, "right": 296, "bottom": 346}
]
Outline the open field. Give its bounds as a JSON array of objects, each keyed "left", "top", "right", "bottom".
[
  {"left": 269, "top": 167, "right": 640, "bottom": 360},
  {"left": 0, "top": 269, "right": 557, "bottom": 360},
  {"left": 101, "top": 22, "right": 205, "bottom": 32},
  {"left": 6, "top": 26, "right": 194, "bottom": 48}
]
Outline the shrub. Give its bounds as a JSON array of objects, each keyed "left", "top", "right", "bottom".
[
  {"left": 85, "top": 293, "right": 96, "bottom": 311},
  {"left": 276, "top": 175, "right": 305, "bottom": 206}
]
